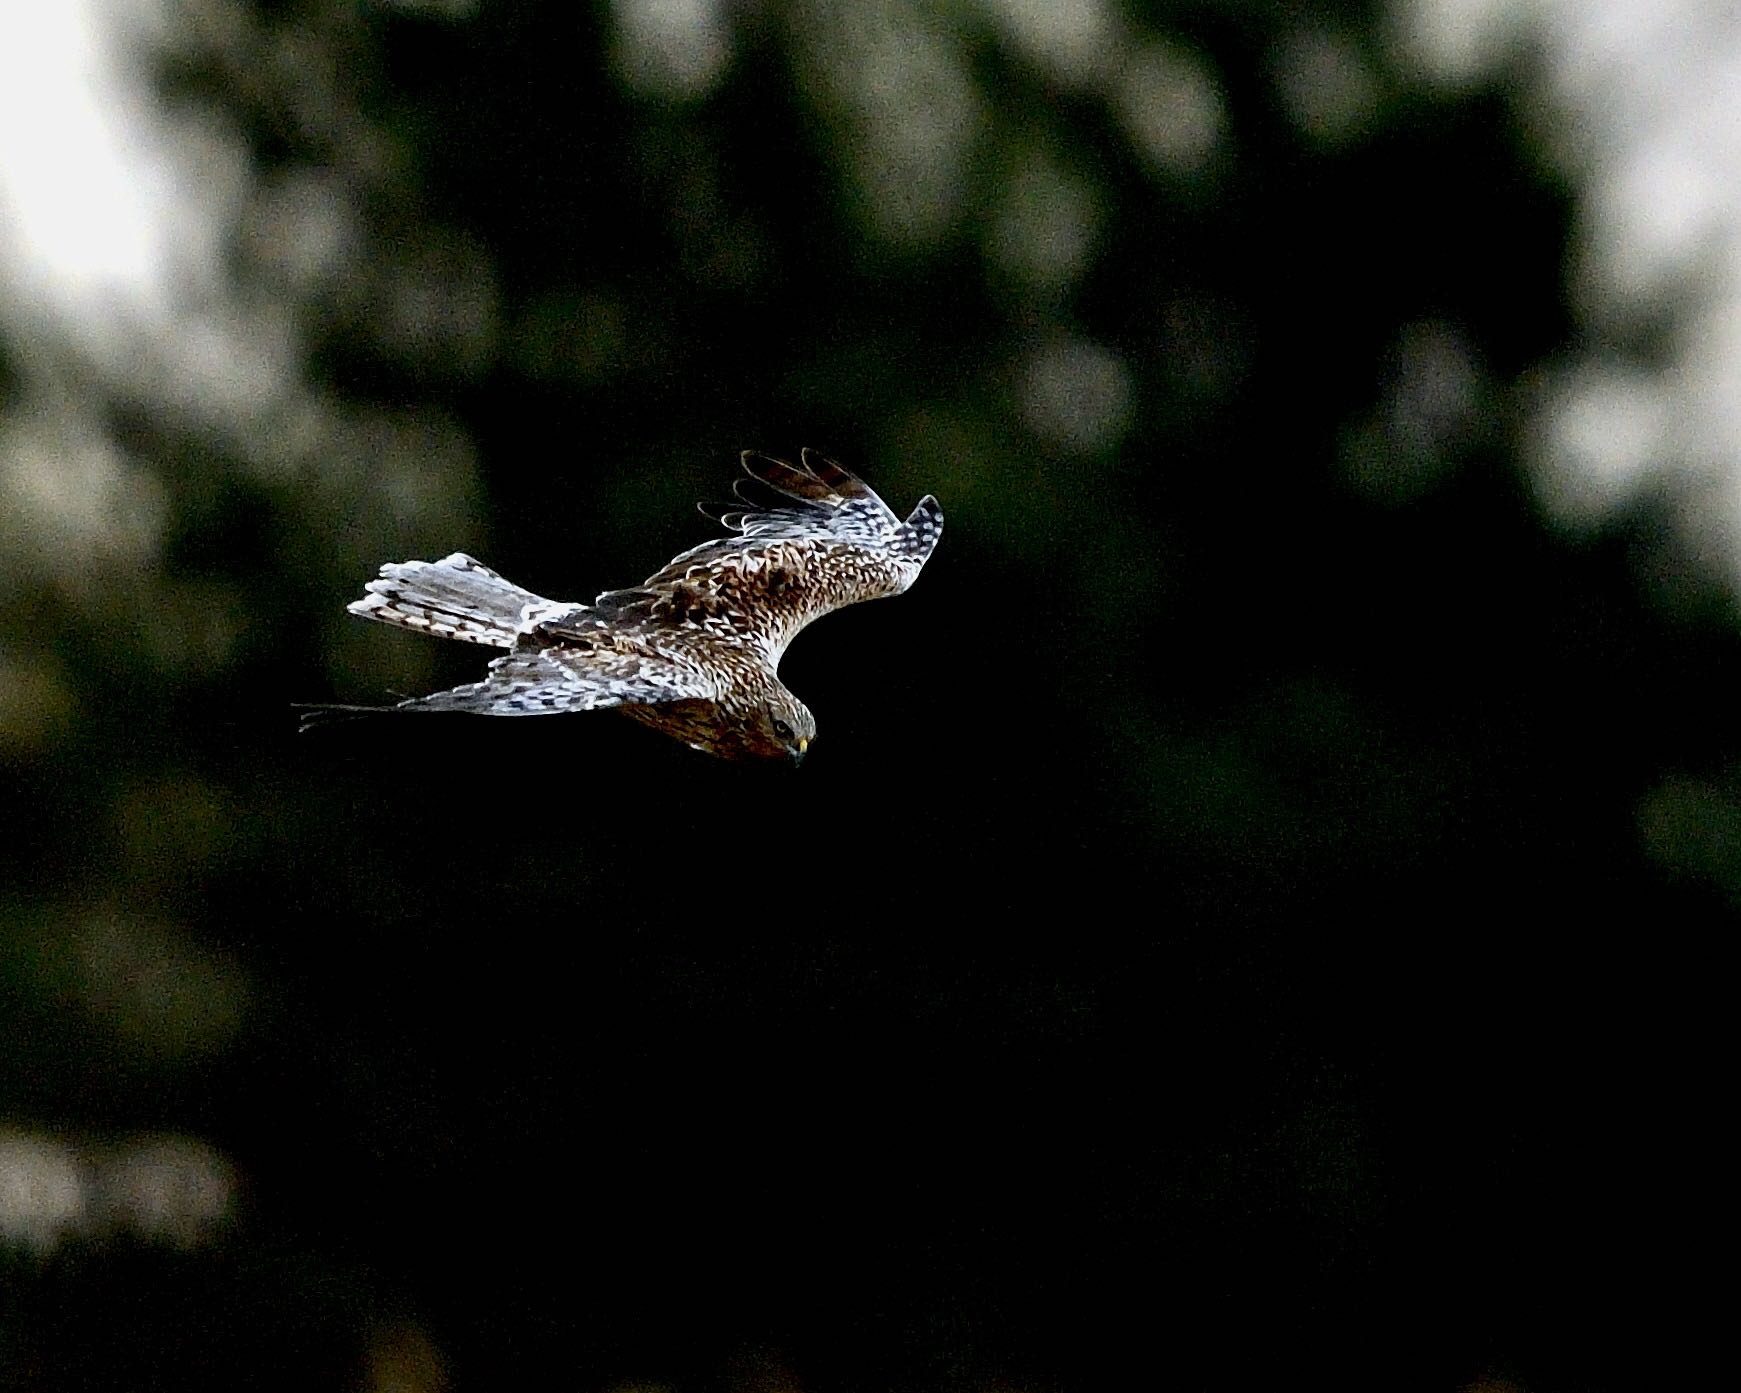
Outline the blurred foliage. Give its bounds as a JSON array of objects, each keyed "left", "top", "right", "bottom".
[{"left": 0, "top": 1, "right": 1722, "bottom": 1389}]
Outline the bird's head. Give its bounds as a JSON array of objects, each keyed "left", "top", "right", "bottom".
[
  {"left": 703, "top": 686, "right": 813, "bottom": 763},
  {"left": 629, "top": 688, "right": 814, "bottom": 763},
  {"left": 736, "top": 689, "right": 814, "bottom": 764}
]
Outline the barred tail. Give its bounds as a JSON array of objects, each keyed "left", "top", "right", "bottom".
[{"left": 346, "top": 552, "right": 545, "bottom": 649}]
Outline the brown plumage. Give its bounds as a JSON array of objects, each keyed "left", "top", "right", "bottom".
[{"left": 313, "top": 449, "right": 943, "bottom": 761}]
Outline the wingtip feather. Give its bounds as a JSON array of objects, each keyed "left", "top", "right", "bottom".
[
  {"left": 740, "top": 450, "right": 838, "bottom": 505},
  {"left": 798, "top": 447, "right": 866, "bottom": 496}
]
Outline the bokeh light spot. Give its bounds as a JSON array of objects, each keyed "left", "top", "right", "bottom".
[
  {"left": 613, "top": 0, "right": 734, "bottom": 101},
  {"left": 1020, "top": 333, "right": 1134, "bottom": 454},
  {"left": 1110, "top": 38, "right": 1224, "bottom": 178},
  {"left": 983, "top": 142, "right": 1102, "bottom": 299}
]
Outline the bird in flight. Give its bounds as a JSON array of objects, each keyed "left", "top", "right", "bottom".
[{"left": 310, "top": 449, "right": 943, "bottom": 761}]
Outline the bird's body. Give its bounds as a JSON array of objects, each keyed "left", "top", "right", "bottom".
[{"left": 317, "top": 450, "right": 942, "bottom": 761}]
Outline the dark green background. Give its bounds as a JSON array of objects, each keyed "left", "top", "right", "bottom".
[{"left": 0, "top": 3, "right": 1717, "bottom": 1389}]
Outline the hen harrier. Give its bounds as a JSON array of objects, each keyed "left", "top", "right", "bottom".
[{"left": 310, "top": 449, "right": 943, "bottom": 761}]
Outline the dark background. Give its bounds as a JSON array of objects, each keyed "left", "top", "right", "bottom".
[{"left": 0, "top": 3, "right": 1720, "bottom": 1390}]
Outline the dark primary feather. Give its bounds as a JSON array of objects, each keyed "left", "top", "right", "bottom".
[{"left": 680, "top": 450, "right": 890, "bottom": 560}]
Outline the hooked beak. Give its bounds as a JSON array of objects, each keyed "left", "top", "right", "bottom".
[{"left": 795, "top": 736, "right": 809, "bottom": 764}]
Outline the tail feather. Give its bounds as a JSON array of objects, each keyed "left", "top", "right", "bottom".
[{"left": 346, "top": 552, "right": 545, "bottom": 648}]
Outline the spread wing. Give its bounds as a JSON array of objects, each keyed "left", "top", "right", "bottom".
[
  {"left": 299, "top": 638, "right": 712, "bottom": 727},
  {"left": 390, "top": 638, "right": 712, "bottom": 716},
  {"left": 607, "top": 449, "right": 943, "bottom": 662}
]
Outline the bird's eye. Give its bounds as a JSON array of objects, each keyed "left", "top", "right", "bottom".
[{"left": 772, "top": 718, "right": 794, "bottom": 740}]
